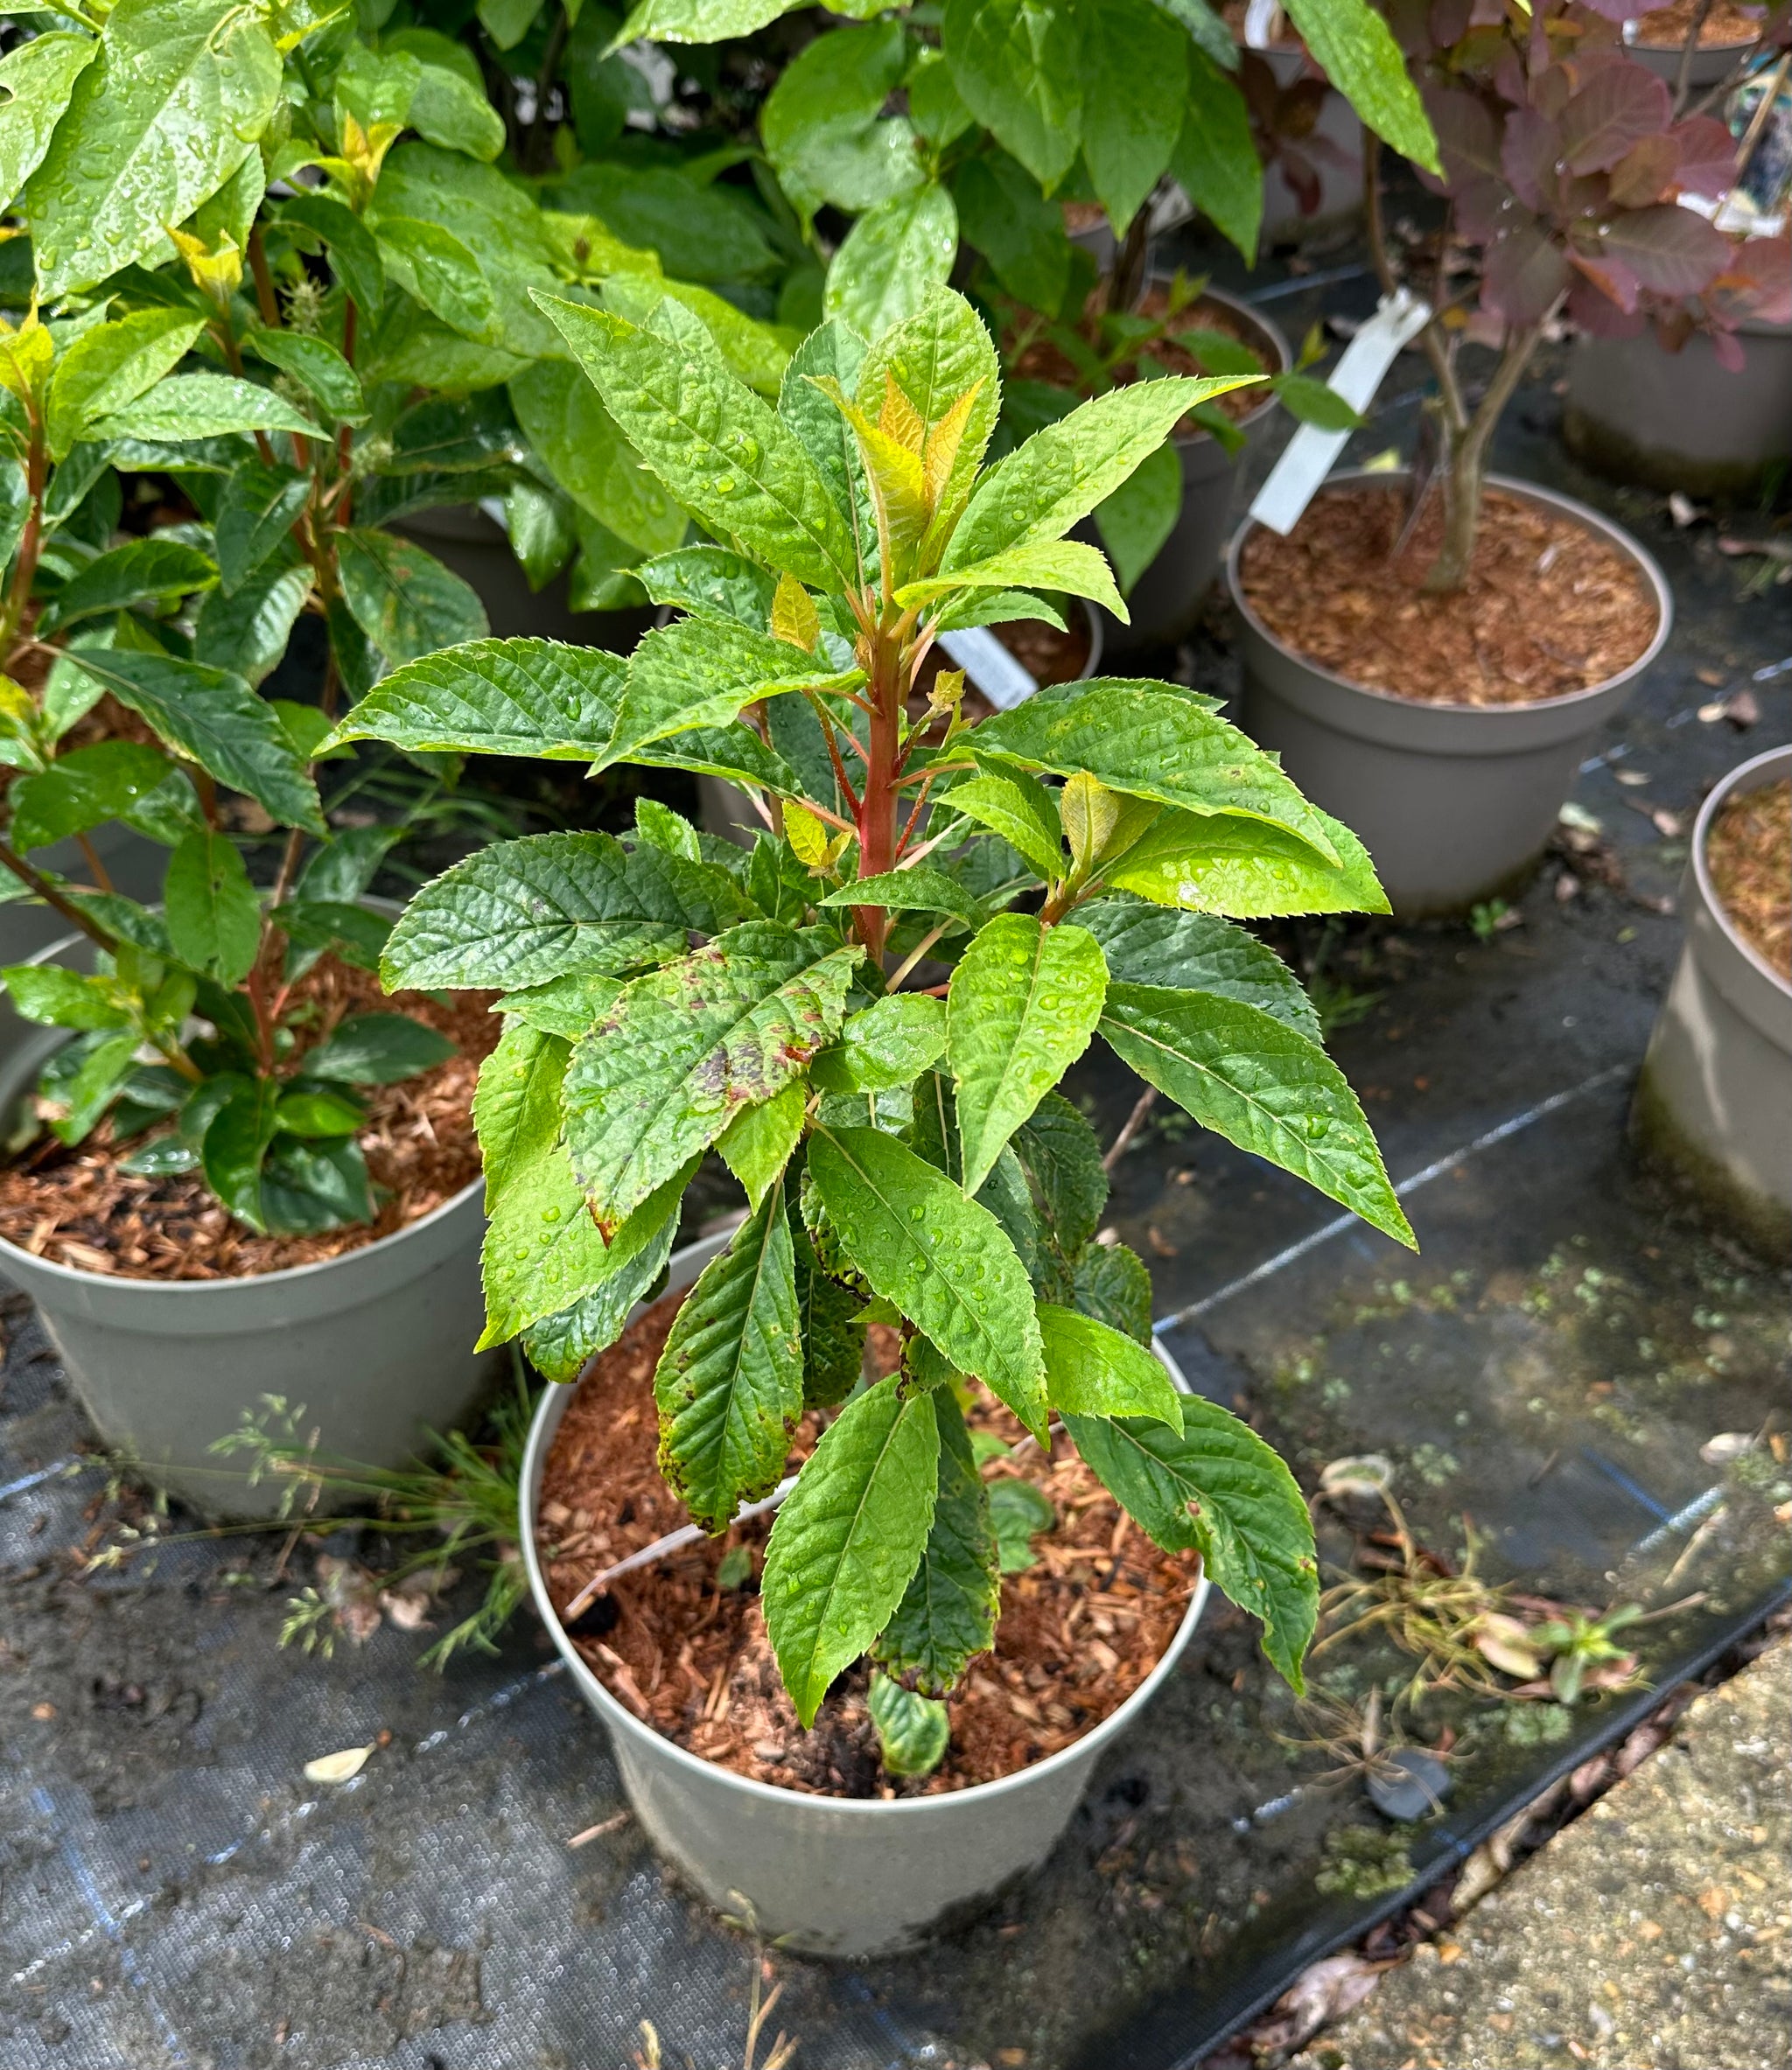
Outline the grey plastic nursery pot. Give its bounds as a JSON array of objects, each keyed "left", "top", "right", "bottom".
[
  {"left": 0, "top": 902, "right": 494, "bottom": 1518},
  {"left": 522, "top": 1232, "right": 1211, "bottom": 1958},
  {"left": 1100, "top": 284, "right": 1291, "bottom": 657},
  {"left": 1624, "top": 24, "right": 1760, "bottom": 86},
  {"left": 1632, "top": 744, "right": 1792, "bottom": 1255},
  {"left": 1228, "top": 473, "right": 1673, "bottom": 917},
  {"left": 396, "top": 501, "right": 654, "bottom": 651},
  {"left": 1564, "top": 320, "right": 1792, "bottom": 497}
]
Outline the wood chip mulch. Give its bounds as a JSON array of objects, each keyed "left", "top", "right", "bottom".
[
  {"left": 1633, "top": 0, "right": 1765, "bottom": 45},
  {"left": 539, "top": 1292, "right": 1204, "bottom": 1800},
  {"left": 0, "top": 960, "right": 497, "bottom": 1280},
  {"left": 1239, "top": 483, "right": 1660, "bottom": 706},
  {"left": 1707, "top": 776, "right": 1790, "bottom": 979}
]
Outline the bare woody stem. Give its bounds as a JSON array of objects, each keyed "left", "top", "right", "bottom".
[{"left": 0, "top": 841, "right": 118, "bottom": 952}]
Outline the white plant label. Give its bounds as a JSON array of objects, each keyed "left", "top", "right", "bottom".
[
  {"left": 938, "top": 626, "right": 1040, "bottom": 710},
  {"left": 1249, "top": 287, "right": 1434, "bottom": 537}
]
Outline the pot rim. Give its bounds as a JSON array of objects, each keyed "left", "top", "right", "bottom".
[
  {"left": 1691, "top": 742, "right": 1792, "bottom": 1003},
  {"left": 1225, "top": 469, "right": 1674, "bottom": 717},
  {"left": 0, "top": 907, "right": 484, "bottom": 1297},
  {"left": 522, "top": 1235, "right": 1212, "bottom": 1820}
]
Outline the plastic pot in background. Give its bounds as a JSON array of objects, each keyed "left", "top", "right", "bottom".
[
  {"left": 1623, "top": 23, "right": 1760, "bottom": 86},
  {"left": 1253, "top": 45, "right": 1366, "bottom": 243},
  {"left": 1228, "top": 473, "right": 1673, "bottom": 917},
  {"left": 1098, "top": 285, "right": 1291, "bottom": 658},
  {"left": 0, "top": 821, "right": 164, "bottom": 977},
  {"left": 0, "top": 905, "right": 494, "bottom": 1519},
  {"left": 1633, "top": 744, "right": 1792, "bottom": 1255},
  {"left": 1563, "top": 320, "right": 1792, "bottom": 498},
  {"left": 522, "top": 1231, "right": 1210, "bottom": 1958},
  {"left": 396, "top": 502, "right": 654, "bottom": 652}
]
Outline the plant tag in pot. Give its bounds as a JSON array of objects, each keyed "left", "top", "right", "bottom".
[
  {"left": 937, "top": 627, "right": 1040, "bottom": 710},
  {"left": 1250, "top": 288, "right": 1433, "bottom": 537}
]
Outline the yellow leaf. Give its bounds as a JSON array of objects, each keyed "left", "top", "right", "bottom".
[
  {"left": 0, "top": 315, "right": 52, "bottom": 409},
  {"left": 878, "top": 372, "right": 927, "bottom": 455},
  {"left": 304, "top": 1743, "right": 374, "bottom": 1785},
  {"left": 769, "top": 573, "right": 819, "bottom": 654},
  {"left": 1059, "top": 771, "right": 1120, "bottom": 876},
  {"left": 784, "top": 800, "right": 831, "bottom": 868},
  {"left": 921, "top": 380, "right": 984, "bottom": 510}
]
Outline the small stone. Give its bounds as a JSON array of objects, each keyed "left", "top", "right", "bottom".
[{"left": 1368, "top": 1749, "right": 1452, "bottom": 1822}]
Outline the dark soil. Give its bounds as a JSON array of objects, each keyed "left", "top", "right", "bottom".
[
  {"left": 1238, "top": 482, "right": 1660, "bottom": 706},
  {"left": 1707, "top": 776, "right": 1790, "bottom": 977},
  {"left": 537, "top": 1290, "right": 1202, "bottom": 1799},
  {"left": 0, "top": 960, "right": 497, "bottom": 1279}
]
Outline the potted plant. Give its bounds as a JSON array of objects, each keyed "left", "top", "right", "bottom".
[
  {"left": 1634, "top": 744, "right": 1790, "bottom": 1254},
  {"left": 1227, "top": 0, "right": 1785, "bottom": 915},
  {"left": 333, "top": 283, "right": 1416, "bottom": 1950},
  {"left": 1623, "top": 0, "right": 1769, "bottom": 87}
]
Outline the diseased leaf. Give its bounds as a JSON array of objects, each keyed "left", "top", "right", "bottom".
[
  {"left": 564, "top": 925, "right": 861, "bottom": 1232},
  {"left": 761, "top": 1371, "right": 940, "bottom": 1726},
  {"left": 1039, "top": 1302, "right": 1181, "bottom": 1429},
  {"left": 1099, "top": 984, "right": 1414, "bottom": 1244},
  {"left": 1064, "top": 1403, "right": 1319, "bottom": 1690},
  {"left": 948, "top": 914, "right": 1107, "bottom": 1196},
  {"left": 1076, "top": 898, "right": 1321, "bottom": 1038},
  {"left": 381, "top": 831, "right": 728, "bottom": 991},
  {"left": 808, "top": 1125, "right": 1047, "bottom": 1438},
  {"left": 873, "top": 1388, "right": 998, "bottom": 1695},
  {"left": 655, "top": 1177, "right": 803, "bottom": 1531}
]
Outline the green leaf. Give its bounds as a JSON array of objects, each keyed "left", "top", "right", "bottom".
[
  {"left": 989, "top": 1474, "right": 1055, "bottom": 1571},
  {"left": 818, "top": 867, "right": 984, "bottom": 934},
  {"left": 43, "top": 306, "right": 205, "bottom": 464},
  {"left": 2, "top": 963, "right": 130, "bottom": 1032},
  {"left": 300, "top": 1012, "right": 455, "bottom": 1087},
  {"left": 1099, "top": 984, "right": 1413, "bottom": 1244},
  {"left": 192, "top": 562, "right": 311, "bottom": 686},
  {"left": 1012, "top": 1091, "right": 1108, "bottom": 1255},
  {"left": 336, "top": 528, "right": 488, "bottom": 668},
  {"left": 897, "top": 537, "right": 1124, "bottom": 619},
  {"left": 1095, "top": 442, "right": 1182, "bottom": 597},
  {"left": 279, "top": 192, "right": 385, "bottom": 320},
  {"left": 521, "top": 1202, "right": 681, "bottom": 1384},
  {"left": 37, "top": 537, "right": 217, "bottom": 634},
  {"left": 940, "top": 0, "right": 1085, "bottom": 192},
  {"left": 943, "top": 770, "right": 1063, "bottom": 884},
  {"left": 655, "top": 1177, "right": 803, "bottom": 1532},
  {"left": 716, "top": 1079, "right": 807, "bottom": 1206},
  {"left": 872, "top": 1387, "right": 998, "bottom": 1696},
  {"left": 91, "top": 374, "right": 318, "bottom": 444},
  {"left": 259, "top": 1136, "right": 376, "bottom": 1236},
  {"left": 612, "top": 0, "right": 797, "bottom": 43},
  {"left": 375, "top": 217, "right": 496, "bottom": 341},
  {"left": 793, "top": 1223, "right": 867, "bottom": 1408},
  {"left": 163, "top": 825, "right": 262, "bottom": 987},
  {"left": 534, "top": 292, "right": 858, "bottom": 594},
  {"left": 808, "top": 1125, "right": 1047, "bottom": 1439},
  {"left": 410, "top": 57, "right": 508, "bottom": 160},
  {"left": 809, "top": 993, "right": 947, "bottom": 1094},
  {"left": 637, "top": 544, "right": 776, "bottom": 628},
  {"left": 1170, "top": 52, "right": 1264, "bottom": 262},
  {"left": 1063, "top": 1403, "right": 1319, "bottom": 1690},
  {"left": 60, "top": 647, "right": 325, "bottom": 836},
  {"left": 564, "top": 925, "right": 861, "bottom": 1232},
  {"left": 1039, "top": 1301, "right": 1181, "bottom": 1429},
  {"left": 0, "top": 31, "right": 96, "bottom": 217},
  {"left": 200, "top": 1073, "right": 283, "bottom": 1234},
  {"left": 8, "top": 742, "right": 171, "bottom": 852},
  {"left": 778, "top": 321, "right": 874, "bottom": 586},
  {"left": 473, "top": 1019, "right": 569, "bottom": 1214},
  {"left": 274, "top": 1087, "right": 367, "bottom": 1138},
  {"left": 244, "top": 330, "right": 366, "bottom": 425},
  {"left": 761, "top": 1371, "right": 941, "bottom": 1727},
  {"left": 948, "top": 379, "right": 1256, "bottom": 571},
  {"left": 948, "top": 914, "right": 1107, "bottom": 1197},
  {"left": 497, "top": 971, "right": 625, "bottom": 1041},
  {"left": 1076, "top": 898, "right": 1321, "bottom": 1038},
  {"left": 1272, "top": 373, "right": 1363, "bottom": 432},
  {"left": 606, "top": 614, "right": 862, "bottom": 769},
  {"left": 1076, "top": 1238, "right": 1153, "bottom": 1346},
  {"left": 761, "top": 19, "right": 921, "bottom": 221},
  {"left": 324, "top": 639, "right": 627, "bottom": 763},
  {"left": 1282, "top": 0, "right": 1438, "bottom": 171},
  {"left": 974, "top": 682, "right": 1341, "bottom": 865},
  {"left": 25, "top": 0, "right": 281, "bottom": 297},
  {"left": 508, "top": 357, "right": 689, "bottom": 558},
  {"left": 867, "top": 1673, "right": 950, "bottom": 1775},
  {"left": 1081, "top": 0, "right": 1188, "bottom": 233},
  {"left": 953, "top": 150, "right": 1071, "bottom": 314},
  {"left": 382, "top": 831, "right": 740, "bottom": 992},
  {"left": 858, "top": 283, "right": 999, "bottom": 545},
  {"left": 1104, "top": 805, "right": 1390, "bottom": 918},
  {"left": 824, "top": 184, "right": 959, "bottom": 340},
  {"left": 554, "top": 163, "right": 777, "bottom": 287},
  {"left": 214, "top": 458, "right": 310, "bottom": 596}
]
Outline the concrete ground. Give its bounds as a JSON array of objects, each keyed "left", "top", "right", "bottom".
[{"left": 1290, "top": 1641, "right": 1791, "bottom": 2070}]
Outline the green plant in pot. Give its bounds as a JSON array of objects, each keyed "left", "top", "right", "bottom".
[
  {"left": 1228, "top": 0, "right": 1788, "bottom": 917},
  {"left": 331, "top": 280, "right": 1416, "bottom": 1945}
]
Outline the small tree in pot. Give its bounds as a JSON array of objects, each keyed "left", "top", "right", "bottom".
[
  {"left": 335, "top": 284, "right": 1416, "bottom": 1722},
  {"left": 1376, "top": 0, "right": 1790, "bottom": 592}
]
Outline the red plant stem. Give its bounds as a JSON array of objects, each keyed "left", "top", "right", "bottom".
[
  {"left": 0, "top": 419, "right": 46, "bottom": 661},
  {"left": 248, "top": 227, "right": 281, "bottom": 328},
  {"left": 852, "top": 619, "right": 903, "bottom": 961},
  {"left": 74, "top": 832, "right": 113, "bottom": 893}
]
